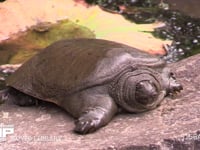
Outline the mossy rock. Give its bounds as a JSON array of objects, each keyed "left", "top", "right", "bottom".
[{"left": 0, "top": 20, "right": 95, "bottom": 65}]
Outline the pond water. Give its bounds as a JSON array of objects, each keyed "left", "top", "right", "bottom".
[{"left": 85, "top": 0, "right": 200, "bottom": 62}]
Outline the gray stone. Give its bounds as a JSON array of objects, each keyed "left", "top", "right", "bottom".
[{"left": 1, "top": 54, "right": 200, "bottom": 150}]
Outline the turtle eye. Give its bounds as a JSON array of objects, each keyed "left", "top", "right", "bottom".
[{"left": 135, "top": 81, "right": 158, "bottom": 105}]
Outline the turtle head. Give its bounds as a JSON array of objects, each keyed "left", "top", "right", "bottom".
[
  {"left": 135, "top": 80, "right": 159, "bottom": 105},
  {"left": 111, "top": 68, "right": 167, "bottom": 113},
  {"left": 161, "top": 68, "right": 183, "bottom": 96}
]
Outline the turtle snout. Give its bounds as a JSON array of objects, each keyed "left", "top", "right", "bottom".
[
  {"left": 170, "top": 82, "right": 183, "bottom": 92},
  {"left": 168, "top": 78, "right": 183, "bottom": 95}
]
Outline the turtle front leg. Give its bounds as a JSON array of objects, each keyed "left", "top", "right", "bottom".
[{"left": 74, "top": 96, "right": 118, "bottom": 134}]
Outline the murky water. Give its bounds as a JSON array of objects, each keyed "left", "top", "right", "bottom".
[{"left": 155, "top": 1, "right": 200, "bottom": 62}]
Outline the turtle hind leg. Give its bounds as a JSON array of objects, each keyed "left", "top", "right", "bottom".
[{"left": 5, "top": 87, "right": 38, "bottom": 106}]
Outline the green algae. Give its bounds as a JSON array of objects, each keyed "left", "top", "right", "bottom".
[{"left": 0, "top": 19, "right": 95, "bottom": 65}]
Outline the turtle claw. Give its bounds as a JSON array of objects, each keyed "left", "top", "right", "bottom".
[{"left": 74, "top": 117, "right": 101, "bottom": 134}]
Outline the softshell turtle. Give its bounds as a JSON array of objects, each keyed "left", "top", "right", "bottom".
[{"left": 0, "top": 38, "right": 182, "bottom": 134}]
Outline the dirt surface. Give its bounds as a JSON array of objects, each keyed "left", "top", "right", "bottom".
[{"left": 1, "top": 54, "right": 200, "bottom": 149}]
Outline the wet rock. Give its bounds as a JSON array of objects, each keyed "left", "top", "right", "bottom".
[{"left": 0, "top": 53, "right": 200, "bottom": 149}]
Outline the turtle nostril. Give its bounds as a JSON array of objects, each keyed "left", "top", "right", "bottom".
[
  {"left": 176, "top": 84, "right": 183, "bottom": 91},
  {"left": 171, "top": 83, "right": 183, "bottom": 93}
]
